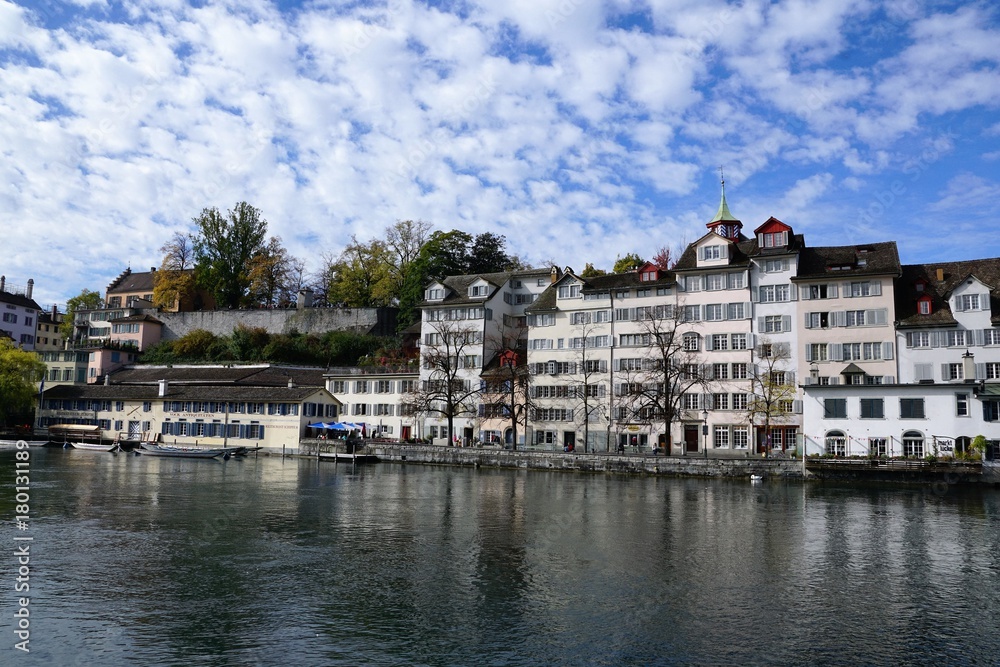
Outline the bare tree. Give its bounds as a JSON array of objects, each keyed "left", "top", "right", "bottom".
[
  {"left": 406, "top": 318, "right": 483, "bottom": 444},
  {"left": 614, "top": 301, "right": 709, "bottom": 454},
  {"left": 746, "top": 338, "right": 797, "bottom": 457},
  {"left": 565, "top": 314, "right": 610, "bottom": 452},
  {"left": 480, "top": 320, "right": 533, "bottom": 449},
  {"left": 153, "top": 232, "right": 197, "bottom": 310}
]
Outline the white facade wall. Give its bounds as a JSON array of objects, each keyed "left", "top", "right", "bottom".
[{"left": 325, "top": 369, "right": 421, "bottom": 440}]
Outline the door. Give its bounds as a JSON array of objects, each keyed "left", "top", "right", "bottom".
[
  {"left": 684, "top": 425, "right": 699, "bottom": 453},
  {"left": 563, "top": 431, "right": 575, "bottom": 452},
  {"left": 128, "top": 421, "right": 141, "bottom": 439}
]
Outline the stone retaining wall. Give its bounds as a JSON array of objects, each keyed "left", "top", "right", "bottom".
[{"left": 147, "top": 306, "right": 397, "bottom": 341}]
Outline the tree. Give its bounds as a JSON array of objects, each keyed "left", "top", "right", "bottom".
[
  {"left": 61, "top": 289, "right": 103, "bottom": 341},
  {"left": 192, "top": 201, "right": 269, "bottom": 308},
  {"left": 565, "top": 314, "right": 611, "bottom": 452},
  {"left": 746, "top": 339, "right": 797, "bottom": 457},
  {"left": 405, "top": 318, "right": 482, "bottom": 444},
  {"left": 482, "top": 320, "right": 533, "bottom": 450},
  {"left": 385, "top": 219, "right": 432, "bottom": 297},
  {"left": 651, "top": 245, "right": 678, "bottom": 270},
  {"left": 0, "top": 339, "right": 46, "bottom": 426},
  {"left": 468, "top": 231, "right": 516, "bottom": 274},
  {"left": 615, "top": 300, "right": 708, "bottom": 454},
  {"left": 153, "top": 232, "right": 197, "bottom": 310},
  {"left": 612, "top": 253, "right": 645, "bottom": 273},
  {"left": 247, "top": 236, "right": 301, "bottom": 307},
  {"left": 326, "top": 236, "right": 394, "bottom": 307},
  {"left": 580, "top": 263, "right": 607, "bottom": 278}
]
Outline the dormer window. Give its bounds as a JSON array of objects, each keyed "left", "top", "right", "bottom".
[
  {"left": 699, "top": 245, "right": 723, "bottom": 261},
  {"left": 557, "top": 284, "right": 581, "bottom": 299},
  {"left": 759, "top": 231, "right": 788, "bottom": 248},
  {"left": 641, "top": 270, "right": 657, "bottom": 282},
  {"left": 426, "top": 288, "right": 445, "bottom": 300},
  {"left": 958, "top": 294, "right": 981, "bottom": 311},
  {"left": 917, "top": 295, "right": 932, "bottom": 315},
  {"left": 469, "top": 285, "right": 489, "bottom": 298}
]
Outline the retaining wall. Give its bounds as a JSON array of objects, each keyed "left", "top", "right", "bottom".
[{"left": 148, "top": 307, "right": 397, "bottom": 341}]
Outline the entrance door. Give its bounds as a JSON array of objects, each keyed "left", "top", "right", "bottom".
[
  {"left": 563, "top": 431, "right": 575, "bottom": 452},
  {"left": 684, "top": 425, "right": 699, "bottom": 453},
  {"left": 128, "top": 421, "right": 141, "bottom": 439}
]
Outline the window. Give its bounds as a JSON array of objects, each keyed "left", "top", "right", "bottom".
[
  {"left": 958, "top": 294, "right": 980, "bottom": 311},
  {"left": 731, "top": 363, "right": 748, "bottom": 379},
  {"left": 825, "top": 430, "right": 847, "bottom": 456},
  {"left": 558, "top": 284, "right": 581, "bottom": 298},
  {"left": 842, "top": 343, "right": 862, "bottom": 361},
  {"left": 945, "top": 363, "right": 963, "bottom": 381},
  {"left": 702, "top": 245, "right": 722, "bottom": 260},
  {"left": 918, "top": 298, "right": 931, "bottom": 315},
  {"left": 758, "top": 285, "right": 789, "bottom": 303},
  {"left": 727, "top": 303, "right": 745, "bottom": 320},
  {"left": 469, "top": 284, "right": 489, "bottom": 297},
  {"left": 862, "top": 343, "right": 882, "bottom": 360},
  {"left": 571, "top": 312, "right": 591, "bottom": 325},
  {"left": 900, "top": 398, "right": 925, "bottom": 419},
  {"left": 956, "top": 393, "right": 970, "bottom": 417},
  {"left": 763, "top": 259, "right": 789, "bottom": 273},
  {"left": 805, "top": 312, "right": 829, "bottom": 329},
  {"left": 682, "top": 305, "right": 700, "bottom": 322},
  {"left": 824, "top": 399, "right": 847, "bottom": 419},
  {"left": 902, "top": 430, "right": 924, "bottom": 457},
  {"left": 808, "top": 344, "right": 828, "bottom": 362},
  {"left": 731, "top": 334, "right": 748, "bottom": 350},
  {"left": 683, "top": 333, "right": 700, "bottom": 351},
  {"left": 808, "top": 284, "right": 834, "bottom": 299},
  {"left": 986, "top": 362, "right": 1000, "bottom": 380},
  {"left": 759, "top": 231, "right": 788, "bottom": 248},
  {"left": 860, "top": 398, "right": 884, "bottom": 419},
  {"left": 714, "top": 426, "right": 730, "bottom": 448},
  {"left": 706, "top": 274, "right": 725, "bottom": 290},
  {"left": 1, "top": 313, "right": 16, "bottom": 323},
  {"left": 685, "top": 276, "right": 702, "bottom": 292},
  {"left": 711, "top": 334, "right": 729, "bottom": 350},
  {"left": 713, "top": 393, "right": 730, "bottom": 410},
  {"left": 985, "top": 329, "right": 1000, "bottom": 346},
  {"left": 946, "top": 330, "right": 966, "bottom": 347},
  {"left": 713, "top": 363, "right": 729, "bottom": 380},
  {"left": 683, "top": 394, "right": 700, "bottom": 410},
  {"left": 763, "top": 315, "right": 784, "bottom": 333},
  {"left": 732, "top": 393, "right": 748, "bottom": 410},
  {"left": 704, "top": 304, "right": 723, "bottom": 321},
  {"left": 728, "top": 273, "right": 745, "bottom": 289},
  {"left": 733, "top": 427, "right": 749, "bottom": 449},
  {"left": 426, "top": 288, "right": 445, "bottom": 300}
]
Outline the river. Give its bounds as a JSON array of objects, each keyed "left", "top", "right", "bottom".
[{"left": 2, "top": 447, "right": 999, "bottom": 666}]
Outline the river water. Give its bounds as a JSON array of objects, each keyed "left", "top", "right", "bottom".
[{"left": 2, "top": 447, "right": 999, "bottom": 666}]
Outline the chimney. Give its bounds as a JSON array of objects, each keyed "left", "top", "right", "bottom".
[
  {"left": 287, "top": 377, "right": 296, "bottom": 389},
  {"left": 52, "top": 304, "right": 57, "bottom": 318},
  {"left": 963, "top": 350, "right": 975, "bottom": 383},
  {"left": 26, "top": 279, "right": 33, "bottom": 299},
  {"left": 550, "top": 266, "right": 559, "bottom": 283},
  {"left": 158, "top": 379, "right": 168, "bottom": 397},
  {"left": 151, "top": 267, "right": 156, "bottom": 272},
  {"left": 297, "top": 288, "right": 313, "bottom": 310},
  {"left": 0, "top": 275, "right": 5, "bottom": 292},
  {"left": 104, "top": 374, "right": 110, "bottom": 386},
  {"left": 936, "top": 268, "right": 945, "bottom": 282}
]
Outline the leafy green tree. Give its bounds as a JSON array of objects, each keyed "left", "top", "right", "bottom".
[
  {"left": 468, "top": 231, "right": 516, "bottom": 274},
  {"left": 612, "top": 253, "right": 645, "bottom": 273},
  {"left": 229, "top": 324, "right": 270, "bottom": 361},
  {"left": 580, "top": 263, "right": 606, "bottom": 277},
  {"left": 247, "top": 236, "right": 300, "bottom": 307},
  {"left": 326, "top": 237, "right": 394, "bottom": 307},
  {"left": 0, "top": 339, "right": 46, "bottom": 426},
  {"left": 61, "top": 289, "right": 103, "bottom": 341},
  {"left": 192, "top": 202, "right": 269, "bottom": 308}
]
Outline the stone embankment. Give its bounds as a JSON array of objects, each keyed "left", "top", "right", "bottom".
[{"left": 326, "top": 443, "right": 805, "bottom": 479}]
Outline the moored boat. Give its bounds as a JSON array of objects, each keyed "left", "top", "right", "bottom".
[
  {"left": 69, "top": 442, "right": 120, "bottom": 452},
  {"left": 137, "top": 443, "right": 231, "bottom": 459}
]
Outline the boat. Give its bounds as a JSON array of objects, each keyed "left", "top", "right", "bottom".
[
  {"left": 137, "top": 443, "right": 232, "bottom": 459},
  {"left": 69, "top": 441, "right": 121, "bottom": 452}
]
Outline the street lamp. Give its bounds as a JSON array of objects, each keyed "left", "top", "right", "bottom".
[{"left": 701, "top": 408, "right": 709, "bottom": 458}]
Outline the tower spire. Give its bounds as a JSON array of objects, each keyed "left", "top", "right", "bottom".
[{"left": 706, "top": 167, "right": 742, "bottom": 240}]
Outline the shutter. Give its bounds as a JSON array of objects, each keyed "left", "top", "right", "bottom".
[
  {"left": 758, "top": 316, "right": 766, "bottom": 332},
  {"left": 789, "top": 283, "right": 798, "bottom": 301},
  {"left": 870, "top": 281, "right": 881, "bottom": 296},
  {"left": 801, "top": 286, "right": 812, "bottom": 300},
  {"left": 905, "top": 332, "right": 914, "bottom": 348},
  {"left": 705, "top": 335, "right": 714, "bottom": 351},
  {"left": 749, "top": 333, "right": 756, "bottom": 347},
  {"left": 843, "top": 282, "right": 853, "bottom": 297},
  {"left": 953, "top": 297, "right": 964, "bottom": 313},
  {"left": 830, "top": 344, "right": 843, "bottom": 361},
  {"left": 782, "top": 315, "right": 792, "bottom": 332},
  {"left": 751, "top": 287, "right": 759, "bottom": 302},
  {"left": 834, "top": 311, "right": 847, "bottom": 327},
  {"left": 258, "top": 426, "right": 265, "bottom": 440},
  {"left": 698, "top": 247, "right": 705, "bottom": 261},
  {"left": 804, "top": 376, "right": 813, "bottom": 385},
  {"left": 940, "top": 364, "right": 949, "bottom": 380},
  {"left": 829, "top": 377, "right": 839, "bottom": 385},
  {"left": 976, "top": 363, "right": 987, "bottom": 380},
  {"left": 613, "top": 359, "right": 620, "bottom": 371},
  {"left": 805, "top": 313, "right": 813, "bottom": 329},
  {"left": 829, "top": 284, "right": 839, "bottom": 298},
  {"left": 883, "top": 342, "right": 894, "bottom": 360},
  {"left": 974, "top": 329, "right": 986, "bottom": 346},
  {"left": 792, "top": 400, "right": 803, "bottom": 414},
  {"left": 782, "top": 259, "right": 790, "bottom": 272},
  {"left": 743, "top": 302, "right": 752, "bottom": 319},
  {"left": 805, "top": 345, "right": 813, "bottom": 362},
  {"left": 883, "top": 376, "right": 895, "bottom": 384},
  {"left": 931, "top": 331, "right": 943, "bottom": 348}
]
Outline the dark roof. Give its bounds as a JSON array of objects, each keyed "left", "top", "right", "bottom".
[
  {"left": 673, "top": 234, "right": 755, "bottom": 272},
  {"left": 525, "top": 269, "right": 676, "bottom": 314},
  {"left": 42, "top": 383, "right": 330, "bottom": 402},
  {"left": 0, "top": 290, "right": 41, "bottom": 311},
  {"left": 794, "top": 241, "right": 900, "bottom": 279},
  {"left": 746, "top": 233, "right": 807, "bottom": 257},
  {"left": 107, "top": 269, "right": 159, "bottom": 294},
  {"left": 896, "top": 258, "right": 1000, "bottom": 328},
  {"left": 107, "top": 364, "right": 327, "bottom": 388},
  {"left": 110, "top": 314, "right": 163, "bottom": 324},
  {"left": 420, "top": 268, "right": 555, "bottom": 308}
]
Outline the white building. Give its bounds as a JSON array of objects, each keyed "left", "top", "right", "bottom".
[
  {"left": 324, "top": 366, "right": 420, "bottom": 441},
  {"left": 0, "top": 276, "right": 41, "bottom": 351}
]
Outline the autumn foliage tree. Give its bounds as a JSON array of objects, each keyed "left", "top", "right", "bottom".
[{"left": 192, "top": 201, "right": 269, "bottom": 309}]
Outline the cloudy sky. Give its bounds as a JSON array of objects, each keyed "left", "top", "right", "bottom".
[{"left": 2, "top": 0, "right": 999, "bottom": 308}]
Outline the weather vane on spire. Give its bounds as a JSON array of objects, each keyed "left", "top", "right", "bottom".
[{"left": 719, "top": 165, "right": 725, "bottom": 187}]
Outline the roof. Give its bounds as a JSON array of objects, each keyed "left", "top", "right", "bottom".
[
  {"left": 108, "top": 364, "right": 327, "bottom": 388},
  {"left": 525, "top": 269, "right": 676, "bottom": 314},
  {"left": 107, "top": 268, "right": 159, "bottom": 294},
  {"left": 896, "top": 257, "right": 1000, "bottom": 328},
  {"left": 42, "top": 383, "right": 333, "bottom": 402},
  {"left": 673, "top": 235, "right": 755, "bottom": 271},
  {"left": 110, "top": 314, "right": 163, "bottom": 324},
  {"left": 0, "top": 290, "right": 41, "bottom": 312},
  {"left": 794, "top": 241, "right": 901, "bottom": 279},
  {"left": 420, "top": 268, "right": 556, "bottom": 309}
]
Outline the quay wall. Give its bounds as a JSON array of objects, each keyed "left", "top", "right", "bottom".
[{"left": 298, "top": 442, "right": 804, "bottom": 479}]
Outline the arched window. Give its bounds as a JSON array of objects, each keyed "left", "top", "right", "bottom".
[
  {"left": 955, "top": 436, "right": 971, "bottom": 454},
  {"left": 902, "top": 430, "right": 924, "bottom": 458},
  {"left": 683, "top": 332, "right": 700, "bottom": 351},
  {"left": 825, "top": 430, "right": 846, "bottom": 456}
]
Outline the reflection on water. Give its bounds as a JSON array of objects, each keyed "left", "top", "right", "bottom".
[{"left": 2, "top": 448, "right": 999, "bottom": 666}]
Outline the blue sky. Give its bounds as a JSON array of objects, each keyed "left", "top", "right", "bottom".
[{"left": 2, "top": 0, "right": 999, "bottom": 308}]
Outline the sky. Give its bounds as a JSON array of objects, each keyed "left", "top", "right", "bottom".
[{"left": 2, "top": 0, "right": 999, "bottom": 309}]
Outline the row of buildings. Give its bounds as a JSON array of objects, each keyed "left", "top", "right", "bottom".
[{"left": 6, "top": 189, "right": 1000, "bottom": 457}]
